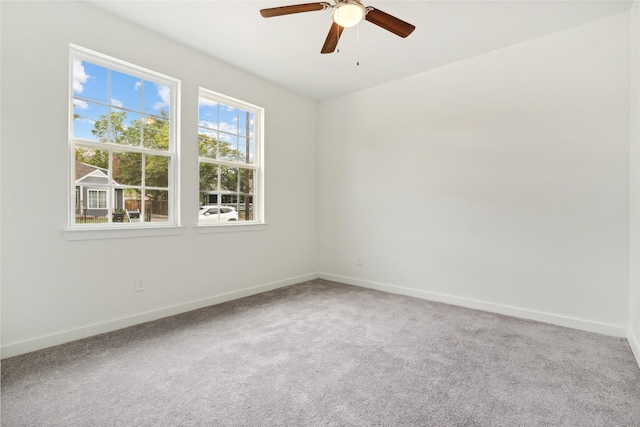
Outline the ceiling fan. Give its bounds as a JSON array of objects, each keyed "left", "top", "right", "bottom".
[{"left": 260, "top": 0, "right": 416, "bottom": 54}]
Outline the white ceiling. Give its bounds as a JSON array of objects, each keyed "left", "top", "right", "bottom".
[{"left": 86, "top": 1, "right": 631, "bottom": 102}]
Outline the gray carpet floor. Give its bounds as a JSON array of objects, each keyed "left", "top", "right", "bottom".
[{"left": 2, "top": 279, "right": 640, "bottom": 426}]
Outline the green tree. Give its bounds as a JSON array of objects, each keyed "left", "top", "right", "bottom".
[
  {"left": 91, "top": 110, "right": 128, "bottom": 144},
  {"left": 75, "top": 147, "right": 109, "bottom": 169},
  {"left": 82, "top": 110, "right": 247, "bottom": 206},
  {"left": 198, "top": 132, "right": 244, "bottom": 200},
  {"left": 86, "top": 111, "right": 171, "bottom": 201}
]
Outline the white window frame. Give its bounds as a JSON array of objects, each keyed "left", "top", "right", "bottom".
[
  {"left": 68, "top": 45, "right": 181, "bottom": 230},
  {"left": 197, "top": 88, "right": 264, "bottom": 227}
]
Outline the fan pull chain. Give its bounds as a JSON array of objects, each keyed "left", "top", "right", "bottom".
[
  {"left": 336, "top": 8, "right": 340, "bottom": 53},
  {"left": 356, "top": 23, "right": 360, "bottom": 66}
]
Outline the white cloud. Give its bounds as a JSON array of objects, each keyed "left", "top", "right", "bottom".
[
  {"left": 159, "top": 86, "right": 170, "bottom": 104},
  {"left": 218, "top": 132, "right": 233, "bottom": 143},
  {"left": 198, "top": 119, "right": 240, "bottom": 135},
  {"left": 110, "top": 98, "right": 123, "bottom": 108},
  {"left": 73, "top": 60, "right": 89, "bottom": 94},
  {"left": 76, "top": 117, "right": 95, "bottom": 125},
  {"left": 199, "top": 120, "right": 218, "bottom": 129},
  {"left": 153, "top": 85, "right": 170, "bottom": 111},
  {"left": 73, "top": 99, "right": 89, "bottom": 110},
  {"left": 219, "top": 121, "right": 238, "bottom": 134},
  {"left": 135, "top": 81, "right": 142, "bottom": 91},
  {"left": 198, "top": 98, "right": 218, "bottom": 107}
]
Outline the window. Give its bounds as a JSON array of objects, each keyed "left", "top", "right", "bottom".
[
  {"left": 198, "top": 89, "right": 263, "bottom": 225},
  {"left": 87, "top": 189, "right": 107, "bottom": 209},
  {"left": 69, "top": 45, "right": 179, "bottom": 227}
]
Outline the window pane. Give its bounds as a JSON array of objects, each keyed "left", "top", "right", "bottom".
[
  {"left": 199, "top": 129, "right": 218, "bottom": 159},
  {"left": 228, "top": 135, "right": 243, "bottom": 162},
  {"left": 144, "top": 80, "right": 170, "bottom": 116},
  {"left": 123, "top": 188, "right": 142, "bottom": 217},
  {"left": 88, "top": 189, "right": 108, "bottom": 209},
  {"left": 239, "top": 168, "right": 254, "bottom": 195},
  {"left": 111, "top": 70, "right": 142, "bottom": 111},
  {"left": 238, "top": 137, "right": 254, "bottom": 164},
  {"left": 111, "top": 109, "right": 141, "bottom": 146},
  {"left": 220, "top": 166, "right": 238, "bottom": 192},
  {"left": 198, "top": 98, "right": 218, "bottom": 130},
  {"left": 199, "top": 163, "right": 218, "bottom": 205},
  {"left": 143, "top": 116, "right": 169, "bottom": 150},
  {"left": 238, "top": 111, "right": 254, "bottom": 137},
  {"left": 146, "top": 155, "right": 169, "bottom": 188},
  {"left": 73, "top": 60, "right": 108, "bottom": 104},
  {"left": 113, "top": 152, "right": 142, "bottom": 186},
  {"left": 219, "top": 104, "right": 238, "bottom": 134},
  {"left": 218, "top": 133, "right": 239, "bottom": 162},
  {"left": 239, "top": 195, "right": 253, "bottom": 221},
  {"left": 73, "top": 102, "right": 108, "bottom": 141},
  {"left": 249, "top": 140, "right": 255, "bottom": 164},
  {"left": 146, "top": 190, "right": 169, "bottom": 223},
  {"left": 98, "top": 191, "right": 107, "bottom": 209},
  {"left": 87, "top": 190, "right": 96, "bottom": 208},
  {"left": 76, "top": 147, "right": 109, "bottom": 170}
]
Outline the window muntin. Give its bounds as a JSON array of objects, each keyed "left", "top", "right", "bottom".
[
  {"left": 70, "top": 46, "right": 179, "bottom": 228},
  {"left": 198, "top": 89, "right": 263, "bottom": 225}
]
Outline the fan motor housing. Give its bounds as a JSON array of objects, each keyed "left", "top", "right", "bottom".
[{"left": 332, "top": 0, "right": 366, "bottom": 28}]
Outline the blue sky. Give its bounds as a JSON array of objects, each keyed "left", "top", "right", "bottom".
[
  {"left": 72, "top": 59, "right": 170, "bottom": 141},
  {"left": 73, "top": 58, "right": 255, "bottom": 163},
  {"left": 198, "top": 97, "right": 255, "bottom": 163}
]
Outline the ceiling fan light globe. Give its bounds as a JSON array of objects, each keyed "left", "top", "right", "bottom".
[{"left": 332, "top": 2, "right": 365, "bottom": 27}]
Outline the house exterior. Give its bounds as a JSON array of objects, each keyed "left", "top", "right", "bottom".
[{"left": 75, "top": 160, "right": 124, "bottom": 217}]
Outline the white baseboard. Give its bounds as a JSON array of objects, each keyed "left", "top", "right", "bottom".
[
  {"left": 319, "top": 273, "right": 627, "bottom": 338},
  {"left": 627, "top": 328, "right": 640, "bottom": 369},
  {"left": 1, "top": 273, "right": 318, "bottom": 359},
  {"left": 3, "top": 272, "right": 631, "bottom": 360}
]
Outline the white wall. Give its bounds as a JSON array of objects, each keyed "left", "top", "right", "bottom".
[
  {"left": 629, "top": 1, "right": 640, "bottom": 365},
  {"left": 2, "top": 1, "right": 637, "bottom": 363},
  {"left": 318, "top": 12, "right": 631, "bottom": 336},
  {"left": 0, "top": 1, "right": 318, "bottom": 357}
]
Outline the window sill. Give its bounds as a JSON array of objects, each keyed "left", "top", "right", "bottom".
[
  {"left": 194, "top": 222, "right": 267, "bottom": 234},
  {"left": 62, "top": 225, "right": 186, "bottom": 241}
]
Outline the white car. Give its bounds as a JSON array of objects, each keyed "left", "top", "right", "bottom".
[{"left": 198, "top": 205, "right": 238, "bottom": 223}]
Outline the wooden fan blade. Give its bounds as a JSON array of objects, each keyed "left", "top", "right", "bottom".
[
  {"left": 321, "top": 22, "right": 344, "bottom": 54},
  {"left": 260, "top": 2, "right": 328, "bottom": 18},
  {"left": 365, "top": 7, "right": 415, "bottom": 38}
]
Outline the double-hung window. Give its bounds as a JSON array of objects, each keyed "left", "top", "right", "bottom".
[
  {"left": 69, "top": 45, "right": 179, "bottom": 227},
  {"left": 198, "top": 89, "right": 263, "bottom": 225}
]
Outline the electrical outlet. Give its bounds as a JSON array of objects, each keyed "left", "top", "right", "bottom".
[
  {"left": 135, "top": 277, "right": 147, "bottom": 292},
  {"left": 357, "top": 255, "right": 363, "bottom": 266}
]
